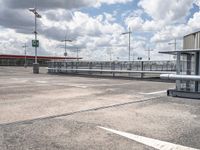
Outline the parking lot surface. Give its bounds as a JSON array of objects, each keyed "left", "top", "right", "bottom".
[{"left": 0, "top": 67, "right": 200, "bottom": 150}]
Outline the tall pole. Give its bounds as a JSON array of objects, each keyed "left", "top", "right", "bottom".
[
  {"left": 65, "top": 37, "right": 67, "bottom": 61},
  {"left": 23, "top": 43, "right": 28, "bottom": 67},
  {"left": 34, "top": 0, "right": 37, "bottom": 64},
  {"left": 129, "top": 28, "right": 131, "bottom": 62},
  {"left": 145, "top": 48, "right": 153, "bottom": 61},
  {"left": 121, "top": 28, "right": 132, "bottom": 62},
  {"left": 168, "top": 38, "right": 177, "bottom": 60},
  {"left": 35, "top": 12, "right": 37, "bottom": 64},
  {"left": 29, "top": 1, "right": 41, "bottom": 74},
  {"left": 61, "top": 39, "right": 72, "bottom": 61},
  {"left": 110, "top": 49, "right": 112, "bottom": 61},
  {"left": 175, "top": 39, "right": 177, "bottom": 51},
  {"left": 62, "top": 46, "right": 79, "bottom": 62},
  {"left": 77, "top": 48, "right": 79, "bottom": 61}
]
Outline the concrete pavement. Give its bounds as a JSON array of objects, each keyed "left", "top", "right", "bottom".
[{"left": 0, "top": 67, "right": 199, "bottom": 150}]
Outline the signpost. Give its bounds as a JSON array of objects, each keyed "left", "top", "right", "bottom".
[{"left": 32, "top": 40, "right": 39, "bottom": 47}]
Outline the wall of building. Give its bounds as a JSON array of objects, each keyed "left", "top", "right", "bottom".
[{"left": 184, "top": 34, "right": 195, "bottom": 49}]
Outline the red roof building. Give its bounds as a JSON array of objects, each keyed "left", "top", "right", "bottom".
[
  {"left": 0, "top": 54, "right": 81, "bottom": 60},
  {"left": 0, "top": 54, "right": 82, "bottom": 66}
]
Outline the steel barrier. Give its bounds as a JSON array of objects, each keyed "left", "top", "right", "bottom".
[{"left": 48, "top": 61, "right": 176, "bottom": 78}]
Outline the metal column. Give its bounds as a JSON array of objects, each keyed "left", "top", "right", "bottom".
[{"left": 176, "top": 52, "right": 181, "bottom": 91}]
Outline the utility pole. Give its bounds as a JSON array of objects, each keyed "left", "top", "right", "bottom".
[
  {"left": 22, "top": 43, "right": 28, "bottom": 67},
  {"left": 61, "top": 37, "right": 72, "bottom": 61},
  {"left": 121, "top": 28, "right": 132, "bottom": 62},
  {"left": 145, "top": 48, "right": 154, "bottom": 61}
]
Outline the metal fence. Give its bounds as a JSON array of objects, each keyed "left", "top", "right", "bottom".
[{"left": 48, "top": 60, "right": 176, "bottom": 78}]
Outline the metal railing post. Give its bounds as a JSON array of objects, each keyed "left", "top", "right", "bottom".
[{"left": 141, "top": 61, "right": 144, "bottom": 78}]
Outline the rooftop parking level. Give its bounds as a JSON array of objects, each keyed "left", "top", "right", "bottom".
[{"left": 0, "top": 67, "right": 200, "bottom": 150}]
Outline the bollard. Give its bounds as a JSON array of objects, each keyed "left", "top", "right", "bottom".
[{"left": 33, "top": 63, "right": 39, "bottom": 74}]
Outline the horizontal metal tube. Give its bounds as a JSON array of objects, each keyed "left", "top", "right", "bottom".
[{"left": 160, "top": 74, "right": 200, "bottom": 81}]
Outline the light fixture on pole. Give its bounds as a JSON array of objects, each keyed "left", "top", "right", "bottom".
[
  {"left": 22, "top": 43, "right": 28, "bottom": 67},
  {"left": 121, "top": 28, "right": 132, "bottom": 62},
  {"left": 28, "top": 7, "right": 42, "bottom": 74}
]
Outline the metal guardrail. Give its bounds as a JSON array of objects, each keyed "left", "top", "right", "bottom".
[{"left": 48, "top": 61, "right": 176, "bottom": 78}]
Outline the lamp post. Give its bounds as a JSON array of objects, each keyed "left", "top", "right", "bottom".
[
  {"left": 168, "top": 39, "right": 177, "bottom": 51},
  {"left": 62, "top": 46, "right": 80, "bottom": 61},
  {"left": 121, "top": 28, "right": 132, "bottom": 62},
  {"left": 76, "top": 47, "right": 80, "bottom": 62},
  {"left": 168, "top": 38, "right": 177, "bottom": 60},
  {"left": 107, "top": 48, "right": 112, "bottom": 61},
  {"left": 29, "top": 7, "right": 41, "bottom": 74},
  {"left": 145, "top": 48, "right": 154, "bottom": 61},
  {"left": 61, "top": 38, "right": 73, "bottom": 61},
  {"left": 22, "top": 43, "right": 28, "bottom": 67}
]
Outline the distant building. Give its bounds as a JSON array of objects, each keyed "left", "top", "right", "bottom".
[{"left": 0, "top": 54, "right": 82, "bottom": 66}]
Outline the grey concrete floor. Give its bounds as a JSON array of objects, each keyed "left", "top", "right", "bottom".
[{"left": 0, "top": 67, "right": 200, "bottom": 150}]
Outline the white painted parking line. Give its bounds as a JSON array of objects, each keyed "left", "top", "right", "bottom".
[
  {"left": 72, "top": 85, "right": 88, "bottom": 88},
  {"left": 36, "top": 81, "right": 48, "bottom": 84},
  {"left": 140, "top": 90, "right": 166, "bottom": 95},
  {"left": 98, "top": 126, "right": 199, "bottom": 150}
]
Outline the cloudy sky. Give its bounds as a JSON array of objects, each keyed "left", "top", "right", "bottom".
[{"left": 0, "top": 0, "right": 200, "bottom": 61}]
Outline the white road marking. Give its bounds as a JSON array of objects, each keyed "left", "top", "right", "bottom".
[
  {"left": 98, "top": 126, "right": 199, "bottom": 150},
  {"left": 72, "top": 85, "right": 88, "bottom": 88},
  {"left": 140, "top": 90, "right": 166, "bottom": 95},
  {"left": 36, "top": 81, "right": 48, "bottom": 84},
  {"left": 0, "top": 84, "right": 47, "bottom": 89}
]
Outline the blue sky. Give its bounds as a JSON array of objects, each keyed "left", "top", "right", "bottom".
[
  {"left": 82, "top": 1, "right": 200, "bottom": 28},
  {"left": 187, "top": 3, "right": 199, "bottom": 20},
  {"left": 82, "top": 0, "right": 141, "bottom": 28}
]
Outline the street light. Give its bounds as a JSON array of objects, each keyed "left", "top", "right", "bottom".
[
  {"left": 29, "top": 7, "right": 42, "bottom": 74},
  {"left": 168, "top": 38, "right": 177, "bottom": 50},
  {"left": 168, "top": 38, "right": 177, "bottom": 60},
  {"left": 121, "top": 28, "right": 132, "bottom": 62},
  {"left": 145, "top": 48, "right": 154, "bottom": 61},
  {"left": 62, "top": 46, "right": 81, "bottom": 61},
  {"left": 29, "top": 8, "right": 42, "bottom": 18},
  {"left": 75, "top": 47, "right": 80, "bottom": 62},
  {"left": 61, "top": 38, "right": 73, "bottom": 61}
]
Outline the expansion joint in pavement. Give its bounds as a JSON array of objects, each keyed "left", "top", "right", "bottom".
[{"left": 0, "top": 95, "right": 165, "bottom": 127}]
